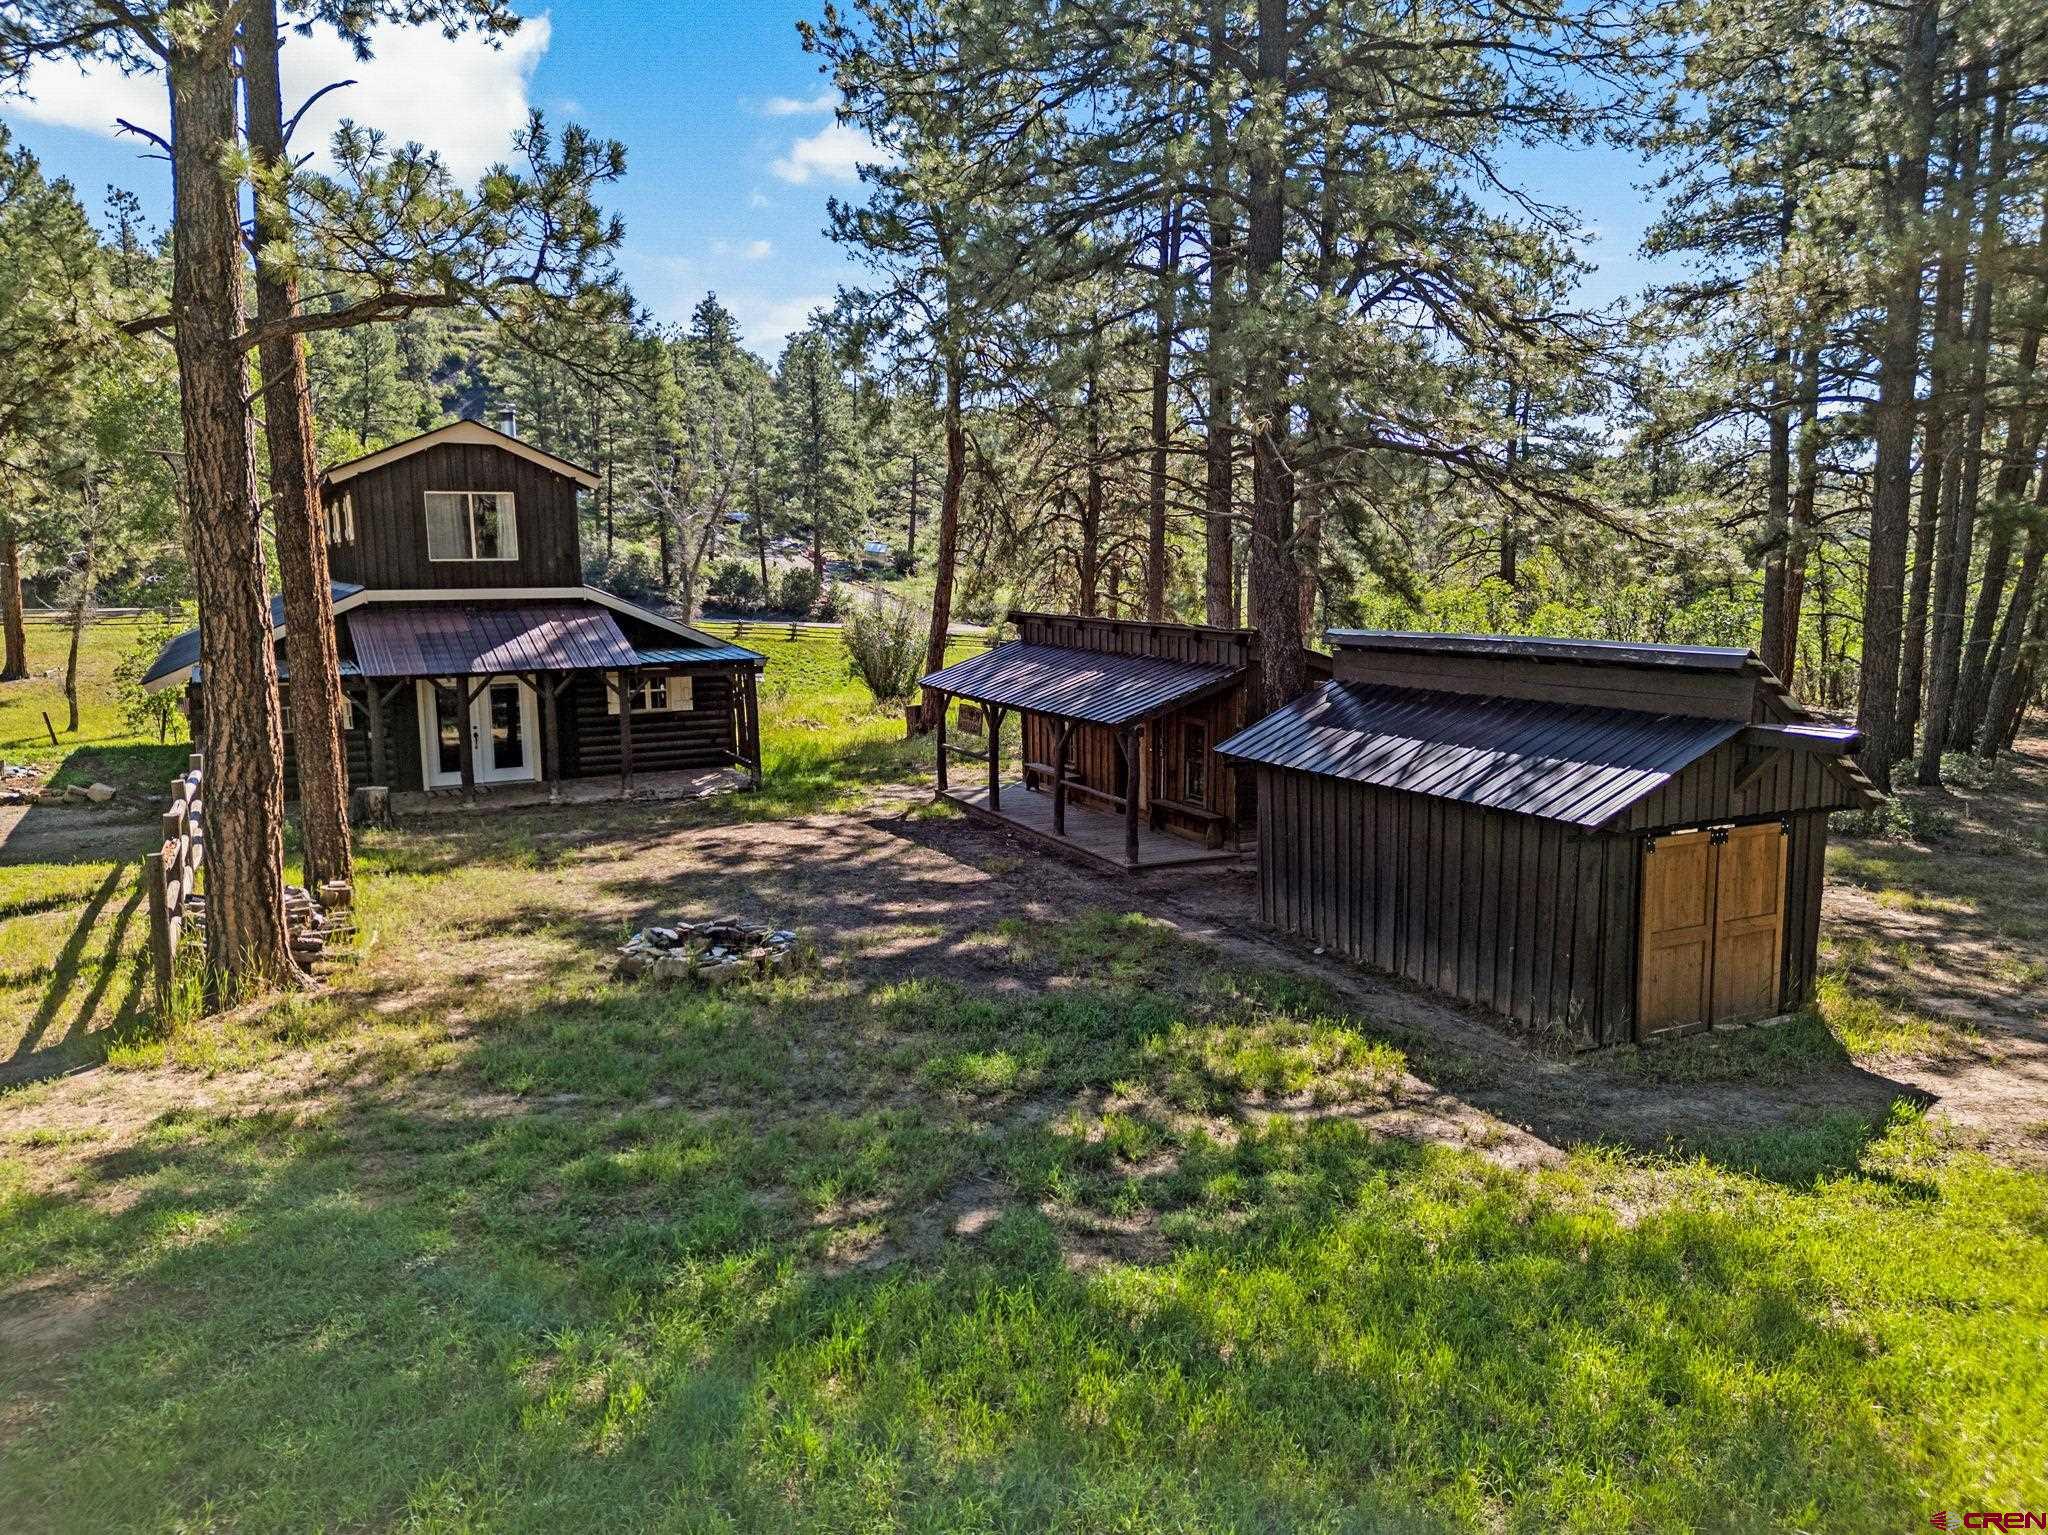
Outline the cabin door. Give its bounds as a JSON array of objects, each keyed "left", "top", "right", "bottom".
[
  {"left": 416, "top": 679, "right": 540, "bottom": 787},
  {"left": 1636, "top": 823, "right": 1787, "bottom": 1040}
]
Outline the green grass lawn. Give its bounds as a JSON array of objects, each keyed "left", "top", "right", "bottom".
[
  {"left": 1, "top": 870, "right": 2041, "bottom": 1532},
  {"left": 0, "top": 619, "right": 192, "bottom": 794}
]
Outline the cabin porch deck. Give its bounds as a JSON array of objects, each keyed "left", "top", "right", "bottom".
[{"left": 942, "top": 781, "right": 1246, "bottom": 873}]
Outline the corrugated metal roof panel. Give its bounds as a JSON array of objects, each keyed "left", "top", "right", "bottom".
[
  {"left": 920, "top": 641, "right": 1241, "bottom": 726},
  {"left": 344, "top": 602, "right": 640, "bottom": 677},
  {"left": 1326, "top": 630, "right": 1755, "bottom": 672},
  {"left": 1214, "top": 680, "right": 1746, "bottom": 829},
  {"left": 633, "top": 644, "right": 766, "bottom": 669}
]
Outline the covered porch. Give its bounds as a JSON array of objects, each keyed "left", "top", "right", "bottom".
[
  {"left": 343, "top": 601, "right": 764, "bottom": 803},
  {"left": 920, "top": 638, "right": 1249, "bottom": 871}
]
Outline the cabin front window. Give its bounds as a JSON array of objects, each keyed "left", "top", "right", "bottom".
[
  {"left": 424, "top": 490, "right": 517, "bottom": 562},
  {"left": 1183, "top": 720, "right": 1208, "bottom": 803}
]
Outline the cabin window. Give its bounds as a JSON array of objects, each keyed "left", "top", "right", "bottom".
[
  {"left": 1183, "top": 720, "right": 1208, "bottom": 803},
  {"left": 605, "top": 672, "right": 694, "bottom": 714},
  {"left": 424, "top": 490, "right": 518, "bottom": 561},
  {"left": 324, "top": 490, "right": 355, "bottom": 547}
]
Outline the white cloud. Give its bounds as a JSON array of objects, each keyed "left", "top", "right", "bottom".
[
  {"left": 770, "top": 121, "right": 886, "bottom": 186},
  {"left": 748, "top": 191, "right": 771, "bottom": 209},
  {"left": 710, "top": 237, "right": 774, "bottom": 260},
  {"left": 4, "top": 15, "right": 551, "bottom": 184},
  {"left": 727, "top": 292, "right": 830, "bottom": 355},
  {"left": 760, "top": 90, "right": 837, "bottom": 117}
]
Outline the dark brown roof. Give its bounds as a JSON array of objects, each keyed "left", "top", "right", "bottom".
[
  {"left": 1327, "top": 630, "right": 1756, "bottom": 673},
  {"left": 1215, "top": 680, "right": 1749, "bottom": 828},
  {"left": 921, "top": 641, "right": 1242, "bottom": 726},
  {"left": 345, "top": 601, "right": 639, "bottom": 677}
]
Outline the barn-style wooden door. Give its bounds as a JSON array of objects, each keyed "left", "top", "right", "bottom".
[{"left": 1637, "top": 822, "right": 1788, "bottom": 1040}]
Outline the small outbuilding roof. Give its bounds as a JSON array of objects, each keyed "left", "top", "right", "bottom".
[
  {"left": 1327, "top": 630, "right": 1756, "bottom": 672},
  {"left": 921, "top": 640, "right": 1242, "bottom": 727},
  {"left": 1216, "top": 680, "right": 1760, "bottom": 828}
]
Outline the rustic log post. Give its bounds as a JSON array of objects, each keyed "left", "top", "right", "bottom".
[
  {"left": 453, "top": 678, "right": 476, "bottom": 801},
  {"left": 934, "top": 692, "right": 948, "bottom": 793},
  {"left": 365, "top": 683, "right": 388, "bottom": 787},
  {"left": 1122, "top": 726, "right": 1141, "bottom": 866},
  {"left": 986, "top": 703, "right": 1003, "bottom": 812},
  {"left": 146, "top": 848, "right": 174, "bottom": 1018},
  {"left": 542, "top": 674, "right": 565, "bottom": 800},
  {"left": 741, "top": 666, "right": 763, "bottom": 785},
  {"left": 618, "top": 667, "right": 635, "bottom": 794},
  {"left": 1053, "top": 719, "right": 1075, "bottom": 836}
]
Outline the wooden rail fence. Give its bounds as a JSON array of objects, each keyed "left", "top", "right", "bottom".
[{"left": 145, "top": 752, "right": 205, "bottom": 1015}]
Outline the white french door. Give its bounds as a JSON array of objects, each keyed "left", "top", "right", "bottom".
[{"left": 416, "top": 678, "right": 540, "bottom": 788}]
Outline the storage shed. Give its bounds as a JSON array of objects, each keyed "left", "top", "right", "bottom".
[{"left": 1215, "top": 632, "right": 1881, "bottom": 1045}]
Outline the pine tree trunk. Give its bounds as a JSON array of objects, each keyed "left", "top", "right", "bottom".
[
  {"left": 1778, "top": 341, "right": 1822, "bottom": 684},
  {"left": 1244, "top": 0, "right": 1304, "bottom": 717},
  {"left": 1760, "top": 337, "right": 1794, "bottom": 678},
  {"left": 1920, "top": 69, "right": 2005, "bottom": 784},
  {"left": 246, "top": 0, "right": 352, "bottom": 894},
  {"left": 918, "top": 349, "right": 965, "bottom": 730},
  {"left": 0, "top": 528, "right": 26, "bottom": 681},
  {"left": 64, "top": 542, "right": 89, "bottom": 733},
  {"left": 1854, "top": 0, "right": 1942, "bottom": 789},
  {"left": 1202, "top": 0, "right": 1236, "bottom": 630},
  {"left": 1082, "top": 367, "right": 1103, "bottom": 617},
  {"left": 1147, "top": 199, "right": 1179, "bottom": 622},
  {"left": 1979, "top": 465, "right": 2048, "bottom": 754},
  {"left": 1959, "top": 211, "right": 2047, "bottom": 726},
  {"left": 169, "top": 37, "right": 298, "bottom": 989}
]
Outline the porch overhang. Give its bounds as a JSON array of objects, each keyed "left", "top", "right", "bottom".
[
  {"left": 343, "top": 601, "right": 640, "bottom": 678},
  {"left": 919, "top": 640, "right": 1242, "bottom": 727}
]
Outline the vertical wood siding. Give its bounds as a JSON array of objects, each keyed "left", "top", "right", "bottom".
[
  {"left": 325, "top": 443, "right": 582, "bottom": 590},
  {"left": 1255, "top": 766, "right": 1639, "bottom": 1045}
]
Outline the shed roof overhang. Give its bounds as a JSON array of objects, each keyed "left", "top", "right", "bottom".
[
  {"left": 1216, "top": 680, "right": 1880, "bottom": 828},
  {"left": 920, "top": 640, "right": 1243, "bottom": 727},
  {"left": 320, "top": 419, "right": 600, "bottom": 490}
]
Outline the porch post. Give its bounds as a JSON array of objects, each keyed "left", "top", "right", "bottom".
[
  {"left": 539, "top": 672, "right": 562, "bottom": 801},
  {"left": 1052, "top": 718, "right": 1074, "bottom": 836},
  {"left": 1121, "top": 725, "right": 1141, "bottom": 866},
  {"left": 454, "top": 677, "right": 476, "bottom": 801},
  {"left": 618, "top": 667, "right": 635, "bottom": 795},
  {"left": 933, "top": 692, "right": 948, "bottom": 793},
  {"left": 742, "top": 665, "right": 763, "bottom": 786},
  {"left": 986, "top": 703, "right": 1003, "bottom": 812},
  {"left": 366, "top": 681, "right": 389, "bottom": 787}
]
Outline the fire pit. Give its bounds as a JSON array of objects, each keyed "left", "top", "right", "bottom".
[{"left": 616, "top": 916, "right": 803, "bottom": 985}]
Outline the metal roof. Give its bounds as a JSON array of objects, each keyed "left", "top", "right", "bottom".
[
  {"left": 345, "top": 601, "right": 639, "bottom": 677},
  {"left": 142, "top": 583, "right": 365, "bottom": 688},
  {"left": 1326, "top": 630, "right": 1757, "bottom": 673},
  {"left": 921, "top": 640, "right": 1241, "bottom": 726},
  {"left": 633, "top": 643, "right": 766, "bottom": 670},
  {"left": 1215, "top": 680, "right": 1747, "bottom": 828}
]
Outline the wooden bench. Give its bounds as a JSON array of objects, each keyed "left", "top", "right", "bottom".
[
  {"left": 1148, "top": 795, "right": 1229, "bottom": 849},
  {"left": 1023, "top": 761, "right": 1127, "bottom": 811}
]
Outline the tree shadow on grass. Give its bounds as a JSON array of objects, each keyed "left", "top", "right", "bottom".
[
  {"left": 1, "top": 866, "right": 149, "bottom": 1088},
  {"left": 0, "top": 1060, "right": 1995, "bottom": 1533}
]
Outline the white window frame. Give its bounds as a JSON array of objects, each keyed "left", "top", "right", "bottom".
[
  {"left": 325, "top": 490, "right": 355, "bottom": 547},
  {"left": 423, "top": 490, "right": 518, "bottom": 562}
]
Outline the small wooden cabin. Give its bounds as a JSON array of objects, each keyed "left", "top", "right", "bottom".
[
  {"left": 920, "top": 613, "right": 1276, "bottom": 869},
  {"left": 145, "top": 419, "right": 766, "bottom": 800},
  {"left": 1216, "top": 631, "right": 1881, "bottom": 1045}
]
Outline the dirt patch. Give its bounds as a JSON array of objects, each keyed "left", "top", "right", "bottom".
[{"left": 0, "top": 802, "right": 157, "bottom": 867}]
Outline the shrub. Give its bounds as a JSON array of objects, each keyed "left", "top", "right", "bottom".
[
  {"left": 706, "top": 559, "right": 763, "bottom": 610},
  {"left": 892, "top": 548, "right": 920, "bottom": 577},
  {"left": 777, "top": 567, "right": 823, "bottom": 617},
  {"left": 583, "top": 548, "right": 663, "bottom": 605},
  {"left": 842, "top": 597, "right": 930, "bottom": 703}
]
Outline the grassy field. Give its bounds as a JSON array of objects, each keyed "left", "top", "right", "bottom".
[
  {"left": 0, "top": 619, "right": 192, "bottom": 795},
  {"left": 1, "top": 626, "right": 2043, "bottom": 1530}
]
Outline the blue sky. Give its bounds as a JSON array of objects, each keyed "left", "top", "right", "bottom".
[{"left": 0, "top": 1, "right": 1675, "bottom": 357}]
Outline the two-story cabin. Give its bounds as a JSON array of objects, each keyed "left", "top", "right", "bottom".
[{"left": 144, "top": 419, "right": 766, "bottom": 801}]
